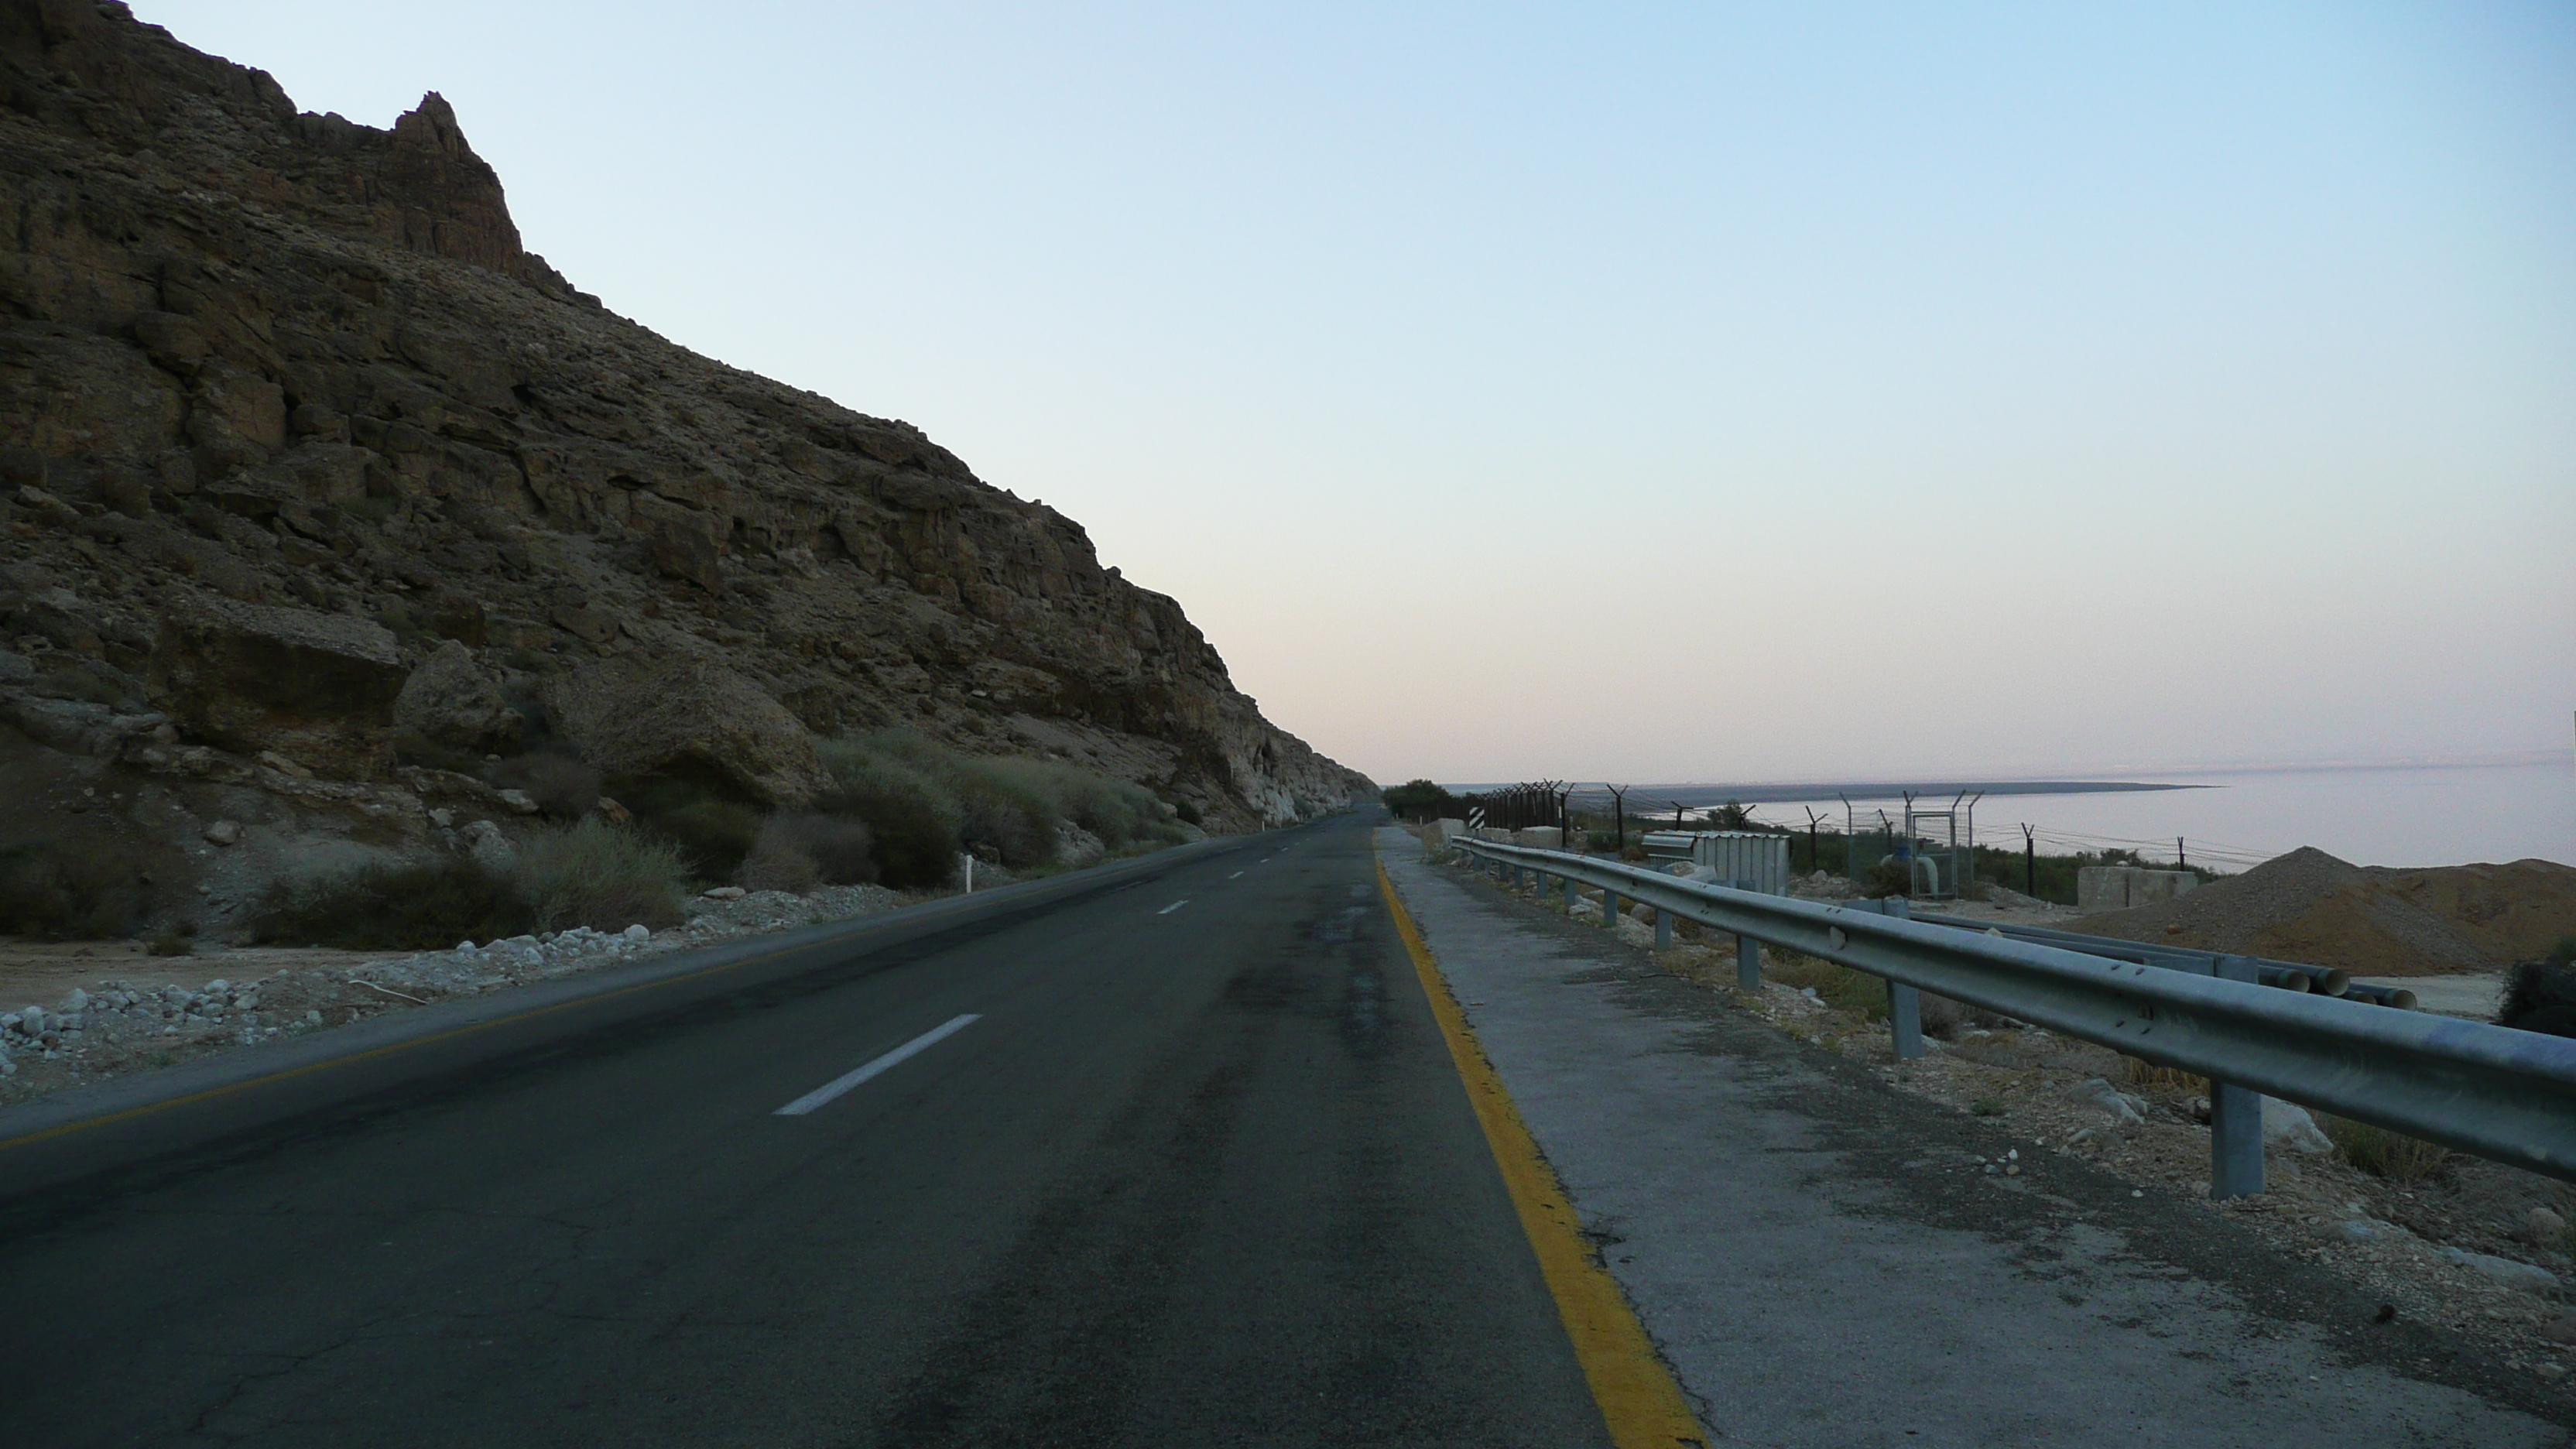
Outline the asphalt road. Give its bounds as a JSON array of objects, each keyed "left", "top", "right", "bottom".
[{"left": 0, "top": 814, "right": 1613, "bottom": 1447}]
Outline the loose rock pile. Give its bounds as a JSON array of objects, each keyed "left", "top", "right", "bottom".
[{"left": 0, "top": 880, "right": 903, "bottom": 1106}]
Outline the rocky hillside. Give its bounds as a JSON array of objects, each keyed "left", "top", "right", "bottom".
[{"left": 0, "top": 1, "right": 1365, "bottom": 932}]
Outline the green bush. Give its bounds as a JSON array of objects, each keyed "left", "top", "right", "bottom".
[
  {"left": 0, "top": 838, "right": 149, "bottom": 939},
  {"left": 248, "top": 858, "right": 533, "bottom": 950},
  {"left": 817, "top": 737, "right": 961, "bottom": 889},
  {"left": 1382, "top": 779, "right": 1462, "bottom": 821},
  {"left": 515, "top": 820, "right": 689, "bottom": 932}
]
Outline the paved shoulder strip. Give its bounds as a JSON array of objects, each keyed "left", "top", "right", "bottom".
[
  {"left": 1374, "top": 858, "right": 1708, "bottom": 1449},
  {"left": 774, "top": 1015, "right": 981, "bottom": 1116}
]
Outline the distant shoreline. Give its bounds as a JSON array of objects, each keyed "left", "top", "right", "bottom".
[{"left": 1450, "top": 781, "right": 2208, "bottom": 805}]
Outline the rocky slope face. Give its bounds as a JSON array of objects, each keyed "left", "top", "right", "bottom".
[{"left": 0, "top": 0, "right": 1366, "bottom": 928}]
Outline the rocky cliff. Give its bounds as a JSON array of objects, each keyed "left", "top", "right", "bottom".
[{"left": 0, "top": 0, "right": 1366, "bottom": 927}]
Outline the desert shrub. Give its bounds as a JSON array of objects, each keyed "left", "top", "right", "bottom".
[
  {"left": 755, "top": 814, "right": 878, "bottom": 886},
  {"left": 514, "top": 820, "right": 688, "bottom": 931},
  {"left": 2500, "top": 959, "right": 2576, "bottom": 1038},
  {"left": 485, "top": 748, "right": 601, "bottom": 820},
  {"left": 817, "top": 735, "right": 964, "bottom": 889},
  {"left": 738, "top": 841, "right": 820, "bottom": 895},
  {"left": 248, "top": 858, "right": 532, "bottom": 950},
  {"left": 737, "top": 814, "right": 878, "bottom": 894},
  {"left": 2551, "top": 934, "right": 2576, "bottom": 968},
  {"left": 956, "top": 754, "right": 1180, "bottom": 853},
  {"left": 0, "top": 838, "right": 148, "bottom": 939},
  {"left": 1863, "top": 857, "right": 1910, "bottom": 899},
  {"left": 814, "top": 731, "right": 1192, "bottom": 888},
  {"left": 2122, "top": 1057, "right": 2208, "bottom": 1094},
  {"left": 2319, "top": 1115, "right": 2451, "bottom": 1184},
  {"left": 145, "top": 921, "right": 196, "bottom": 957},
  {"left": 613, "top": 769, "right": 766, "bottom": 879},
  {"left": 950, "top": 772, "right": 1057, "bottom": 867},
  {"left": 1766, "top": 951, "right": 1890, "bottom": 1019}
]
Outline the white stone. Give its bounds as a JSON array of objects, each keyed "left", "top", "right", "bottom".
[
  {"left": 204, "top": 819, "right": 242, "bottom": 846},
  {"left": 622, "top": 924, "right": 649, "bottom": 940},
  {"left": 2260, "top": 1098, "right": 2334, "bottom": 1153},
  {"left": 497, "top": 788, "right": 541, "bottom": 814},
  {"left": 2065, "top": 1077, "right": 2146, "bottom": 1126},
  {"left": 462, "top": 819, "right": 516, "bottom": 871},
  {"left": 2437, "top": 1246, "right": 2561, "bottom": 1293}
]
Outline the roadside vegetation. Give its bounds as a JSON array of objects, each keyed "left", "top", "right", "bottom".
[{"left": 251, "top": 732, "right": 1190, "bottom": 951}]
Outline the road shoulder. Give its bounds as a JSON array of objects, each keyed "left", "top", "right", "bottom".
[{"left": 1376, "top": 827, "right": 2567, "bottom": 1447}]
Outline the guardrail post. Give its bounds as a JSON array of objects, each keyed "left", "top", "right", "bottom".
[
  {"left": 1654, "top": 909, "right": 1671, "bottom": 951},
  {"left": 1601, "top": 889, "right": 1620, "bottom": 927},
  {"left": 1879, "top": 898, "right": 1925, "bottom": 1060},
  {"left": 1563, "top": 875, "right": 1578, "bottom": 910},
  {"left": 1736, "top": 933, "right": 1761, "bottom": 989},
  {"left": 2210, "top": 954, "right": 2266, "bottom": 1200}
]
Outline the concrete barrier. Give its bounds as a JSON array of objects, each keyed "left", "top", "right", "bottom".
[{"left": 2078, "top": 865, "right": 2201, "bottom": 913}]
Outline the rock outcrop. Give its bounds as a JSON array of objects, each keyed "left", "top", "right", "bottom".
[
  {"left": 540, "top": 657, "right": 833, "bottom": 807},
  {"left": 145, "top": 597, "right": 405, "bottom": 778},
  {"left": 0, "top": 1, "right": 1368, "bottom": 865}
]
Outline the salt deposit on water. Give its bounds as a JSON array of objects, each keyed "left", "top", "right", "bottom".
[{"left": 1745, "top": 760, "right": 2574, "bottom": 871}]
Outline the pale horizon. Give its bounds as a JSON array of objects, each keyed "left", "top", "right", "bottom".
[{"left": 145, "top": 2, "right": 2576, "bottom": 791}]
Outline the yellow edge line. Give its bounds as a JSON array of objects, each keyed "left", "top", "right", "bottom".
[
  {"left": 1375, "top": 858, "right": 1707, "bottom": 1449},
  {"left": 0, "top": 937, "right": 818, "bottom": 1154}
]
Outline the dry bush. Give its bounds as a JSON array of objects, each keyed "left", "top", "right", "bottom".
[
  {"left": 515, "top": 820, "right": 687, "bottom": 932},
  {"left": 0, "top": 837, "right": 146, "bottom": 939},
  {"left": 1766, "top": 951, "right": 1891, "bottom": 1019},
  {"left": 738, "top": 843, "right": 819, "bottom": 896},
  {"left": 612, "top": 767, "right": 766, "bottom": 879},
  {"left": 2319, "top": 1115, "right": 2451, "bottom": 1184},
  {"left": 2123, "top": 1057, "right": 2209, "bottom": 1094},
  {"left": 755, "top": 814, "right": 875, "bottom": 886},
  {"left": 249, "top": 859, "right": 533, "bottom": 950}
]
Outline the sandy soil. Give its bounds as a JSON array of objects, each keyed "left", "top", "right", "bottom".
[{"left": 0, "top": 938, "right": 402, "bottom": 1009}]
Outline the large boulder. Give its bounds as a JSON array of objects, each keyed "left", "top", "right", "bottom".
[
  {"left": 539, "top": 657, "right": 831, "bottom": 805},
  {"left": 393, "top": 640, "right": 522, "bottom": 754},
  {"left": 146, "top": 598, "right": 406, "bottom": 777}
]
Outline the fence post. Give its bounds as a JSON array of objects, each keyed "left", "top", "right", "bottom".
[
  {"left": 1654, "top": 909, "right": 1671, "bottom": 951},
  {"left": 2211, "top": 955, "right": 2266, "bottom": 1199},
  {"left": 1736, "top": 933, "right": 1761, "bottom": 989},
  {"left": 1880, "top": 897, "right": 1925, "bottom": 1060}
]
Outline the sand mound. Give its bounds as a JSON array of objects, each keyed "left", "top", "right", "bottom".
[{"left": 2074, "top": 848, "right": 2576, "bottom": 977}]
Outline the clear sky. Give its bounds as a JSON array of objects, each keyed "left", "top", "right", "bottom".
[{"left": 142, "top": 2, "right": 2575, "bottom": 786}]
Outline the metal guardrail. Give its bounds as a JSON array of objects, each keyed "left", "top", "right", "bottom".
[
  {"left": 1445, "top": 837, "right": 2576, "bottom": 1194},
  {"left": 1909, "top": 913, "right": 2417, "bottom": 1009}
]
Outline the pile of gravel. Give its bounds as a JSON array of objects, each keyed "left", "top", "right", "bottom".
[{"left": 2074, "top": 846, "right": 2495, "bottom": 976}]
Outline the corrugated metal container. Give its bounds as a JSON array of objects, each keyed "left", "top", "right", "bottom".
[{"left": 1692, "top": 832, "right": 1790, "bottom": 894}]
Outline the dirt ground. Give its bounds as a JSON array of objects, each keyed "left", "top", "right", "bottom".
[{"left": 0, "top": 937, "right": 402, "bottom": 1008}]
